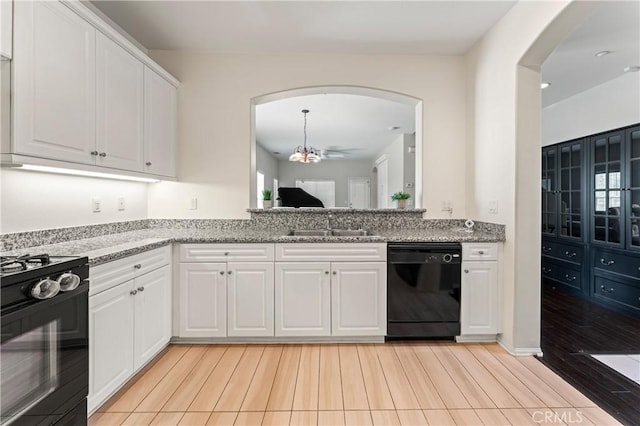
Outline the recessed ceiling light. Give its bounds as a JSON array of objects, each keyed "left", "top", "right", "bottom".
[
  {"left": 541, "top": 82, "right": 551, "bottom": 89},
  {"left": 624, "top": 66, "right": 640, "bottom": 73},
  {"left": 388, "top": 126, "right": 401, "bottom": 131},
  {"left": 595, "top": 51, "right": 612, "bottom": 57}
]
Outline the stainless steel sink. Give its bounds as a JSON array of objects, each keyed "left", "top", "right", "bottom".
[
  {"left": 287, "top": 229, "right": 332, "bottom": 237},
  {"left": 330, "top": 229, "right": 372, "bottom": 237},
  {"left": 286, "top": 229, "right": 375, "bottom": 237}
]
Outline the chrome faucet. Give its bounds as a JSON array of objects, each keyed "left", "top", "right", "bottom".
[{"left": 327, "top": 214, "right": 334, "bottom": 231}]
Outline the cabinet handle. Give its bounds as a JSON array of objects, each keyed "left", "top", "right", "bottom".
[
  {"left": 228, "top": 271, "right": 232, "bottom": 275},
  {"left": 146, "top": 162, "right": 152, "bottom": 166},
  {"left": 137, "top": 287, "right": 144, "bottom": 292},
  {"left": 99, "top": 152, "right": 107, "bottom": 157},
  {"left": 600, "top": 258, "right": 614, "bottom": 266},
  {"left": 325, "top": 271, "right": 329, "bottom": 275},
  {"left": 565, "top": 251, "right": 577, "bottom": 258},
  {"left": 134, "top": 264, "right": 142, "bottom": 269},
  {"left": 332, "top": 271, "right": 337, "bottom": 275},
  {"left": 219, "top": 271, "right": 225, "bottom": 275},
  {"left": 543, "top": 247, "right": 552, "bottom": 253},
  {"left": 464, "top": 269, "right": 469, "bottom": 274},
  {"left": 478, "top": 250, "right": 485, "bottom": 255},
  {"left": 90, "top": 150, "right": 98, "bottom": 156},
  {"left": 130, "top": 290, "right": 137, "bottom": 296},
  {"left": 224, "top": 252, "right": 229, "bottom": 256},
  {"left": 564, "top": 274, "right": 576, "bottom": 282}
]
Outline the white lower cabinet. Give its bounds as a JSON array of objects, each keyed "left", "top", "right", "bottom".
[
  {"left": 227, "top": 262, "right": 274, "bottom": 337},
  {"left": 460, "top": 243, "right": 500, "bottom": 339},
  {"left": 331, "top": 262, "right": 386, "bottom": 336},
  {"left": 178, "top": 263, "right": 227, "bottom": 338},
  {"left": 88, "top": 247, "right": 171, "bottom": 413},
  {"left": 177, "top": 244, "right": 276, "bottom": 338},
  {"left": 275, "top": 262, "right": 331, "bottom": 336}
]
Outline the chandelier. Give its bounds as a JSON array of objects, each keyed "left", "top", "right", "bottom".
[{"left": 289, "top": 109, "right": 320, "bottom": 163}]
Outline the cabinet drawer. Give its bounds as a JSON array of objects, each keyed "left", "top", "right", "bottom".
[
  {"left": 594, "top": 276, "right": 640, "bottom": 313},
  {"left": 592, "top": 247, "right": 640, "bottom": 281},
  {"left": 90, "top": 245, "right": 171, "bottom": 296},
  {"left": 541, "top": 240, "right": 583, "bottom": 265},
  {"left": 542, "top": 260, "right": 581, "bottom": 291},
  {"left": 180, "top": 244, "right": 274, "bottom": 262},
  {"left": 461, "top": 243, "right": 498, "bottom": 261},
  {"left": 276, "top": 243, "right": 386, "bottom": 262}
]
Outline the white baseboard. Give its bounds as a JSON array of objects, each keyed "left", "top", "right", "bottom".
[
  {"left": 498, "top": 338, "right": 543, "bottom": 356},
  {"left": 455, "top": 334, "right": 498, "bottom": 343},
  {"left": 170, "top": 336, "right": 385, "bottom": 344}
]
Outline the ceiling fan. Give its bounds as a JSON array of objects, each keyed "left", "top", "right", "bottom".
[{"left": 320, "top": 147, "right": 359, "bottom": 159}]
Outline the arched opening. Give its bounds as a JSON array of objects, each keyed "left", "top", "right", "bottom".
[{"left": 249, "top": 86, "right": 423, "bottom": 209}]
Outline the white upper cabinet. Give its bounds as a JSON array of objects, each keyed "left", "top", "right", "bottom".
[
  {"left": 13, "top": 0, "right": 96, "bottom": 164},
  {"left": 1, "top": 0, "right": 12, "bottom": 59},
  {"left": 144, "top": 67, "right": 176, "bottom": 177},
  {"left": 96, "top": 32, "right": 144, "bottom": 171}
]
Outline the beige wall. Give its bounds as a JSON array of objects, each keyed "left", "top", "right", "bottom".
[
  {"left": 146, "top": 52, "right": 467, "bottom": 219},
  {"left": 0, "top": 169, "right": 148, "bottom": 233},
  {"left": 466, "top": 0, "right": 598, "bottom": 353}
]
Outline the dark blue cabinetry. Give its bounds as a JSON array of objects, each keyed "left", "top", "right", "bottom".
[{"left": 543, "top": 123, "right": 640, "bottom": 317}]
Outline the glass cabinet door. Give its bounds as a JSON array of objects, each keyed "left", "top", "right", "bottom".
[
  {"left": 628, "top": 127, "right": 640, "bottom": 250},
  {"left": 558, "top": 140, "right": 583, "bottom": 239},
  {"left": 542, "top": 147, "right": 557, "bottom": 236},
  {"left": 592, "top": 131, "right": 625, "bottom": 247}
]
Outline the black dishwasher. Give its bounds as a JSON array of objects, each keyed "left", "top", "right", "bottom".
[{"left": 387, "top": 243, "right": 461, "bottom": 339}]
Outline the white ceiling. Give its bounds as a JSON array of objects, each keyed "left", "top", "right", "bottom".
[
  {"left": 255, "top": 94, "right": 415, "bottom": 161},
  {"left": 541, "top": 1, "right": 640, "bottom": 107},
  {"left": 90, "top": 1, "right": 516, "bottom": 55}
]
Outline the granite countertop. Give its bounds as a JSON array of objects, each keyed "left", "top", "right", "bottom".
[{"left": 3, "top": 227, "right": 504, "bottom": 266}]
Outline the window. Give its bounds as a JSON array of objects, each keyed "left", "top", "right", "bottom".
[{"left": 295, "top": 179, "right": 336, "bottom": 208}]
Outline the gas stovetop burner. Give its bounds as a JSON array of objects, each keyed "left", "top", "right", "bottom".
[{"left": 0, "top": 254, "right": 52, "bottom": 275}]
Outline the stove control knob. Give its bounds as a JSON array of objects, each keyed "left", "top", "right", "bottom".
[
  {"left": 443, "top": 254, "right": 453, "bottom": 263},
  {"left": 57, "top": 272, "right": 81, "bottom": 292},
  {"left": 31, "top": 278, "right": 61, "bottom": 300}
]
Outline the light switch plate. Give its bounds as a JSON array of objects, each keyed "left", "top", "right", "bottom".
[
  {"left": 190, "top": 197, "right": 198, "bottom": 210},
  {"left": 117, "top": 197, "right": 125, "bottom": 211},
  {"left": 489, "top": 199, "right": 499, "bottom": 214},
  {"left": 92, "top": 197, "right": 101, "bottom": 213}
]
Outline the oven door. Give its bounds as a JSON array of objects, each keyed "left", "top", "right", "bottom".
[{"left": 1, "top": 285, "right": 88, "bottom": 426}]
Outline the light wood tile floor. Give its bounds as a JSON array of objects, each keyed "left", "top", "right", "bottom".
[{"left": 89, "top": 343, "right": 621, "bottom": 425}]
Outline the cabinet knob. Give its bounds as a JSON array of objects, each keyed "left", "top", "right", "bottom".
[
  {"left": 332, "top": 271, "right": 337, "bottom": 275},
  {"left": 130, "top": 290, "right": 137, "bottom": 296},
  {"left": 146, "top": 162, "right": 152, "bottom": 166},
  {"left": 90, "top": 151, "right": 98, "bottom": 156},
  {"left": 478, "top": 250, "right": 485, "bottom": 255},
  {"left": 99, "top": 152, "right": 107, "bottom": 157},
  {"left": 134, "top": 264, "right": 142, "bottom": 269},
  {"left": 137, "top": 286, "right": 144, "bottom": 292},
  {"left": 219, "top": 271, "right": 225, "bottom": 275},
  {"left": 464, "top": 269, "right": 469, "bottom": 274},
  {"left": 228, "top": 271, "right": 232, "bottom": 275},
  {"left": 325, "top": 271, "right": 329, "bottom": 275},
  {"left": 224, "top": 252, "right": 229, "bottom": 256}
]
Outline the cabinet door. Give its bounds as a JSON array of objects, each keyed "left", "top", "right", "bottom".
[
  {"left": 0, "top": 0, "right": 12, "bottom": 59},
  {"left": 179, "top": 263, "right": 226, "bottom": 338},
  {"left": 88, "top": 280, "right": 134, "bottom": 413},
  {"left": 460, "top": 261, "right": 499, "bottom": 335},
  {"left": 275, "top": 262, "right": 331, "bottom": 336},
  {"left": 227, "top": 262, "right": 274, "bottom": 337},
  {"left": 143, "top": 67, "right": 176, "bottom": 177},
  {"left": 13, "top": 1, "right": 96, "bottom": 164},
  {"left": 331, "top": 262, "right": 386, "bottom": 336},
  {"left": 627, "top": 126, "right": 640, "bottom": 251},
  {"left": 592, "top": 130, "right": 626, "bottom": 248},
  {"left": 557, "top": 139, "right": 585, "bottom": 241},
  {"left": 133, "top": 266, "right": 171, "bottom": 370},
  {"left": 542, "top": 146, "right": 558, "bottom": 237},
  {"left": 96, "top": 31, "right": 144, "bottom": 171}
]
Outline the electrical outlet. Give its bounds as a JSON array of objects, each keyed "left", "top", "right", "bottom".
[
  {"left": 190, "top": 197, "right": 198, "bottom": 210},
  {"left": 92, "top": 198, "right": 101, "bottom": 213},
  {"left": 441, "top": 201, "right": 451, "bottom": 211},
  {"left": 117, "top": 197, "right": 125, "bottom": 211},
  {"left": 489, "top": 199, "right": 499, "bottom": 214}
]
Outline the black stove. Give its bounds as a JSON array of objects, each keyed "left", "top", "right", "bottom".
[{"left": 1, "top": 253, "right": 89, "bottom": 425}]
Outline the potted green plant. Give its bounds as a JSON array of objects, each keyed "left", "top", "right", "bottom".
[
  {"left": 262, "top": 189, "right": 273, "bottom": 209},
  {"left": 391, "top": 191, "right": 411, "bottom": 209}
]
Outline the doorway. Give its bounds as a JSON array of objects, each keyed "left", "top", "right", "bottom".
[{"left": 348, "top": 177, "right": 370, "bottom": 209}]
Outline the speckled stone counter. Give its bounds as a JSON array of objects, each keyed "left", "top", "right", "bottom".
[{"left": 1, "top": 225, "right": 504, "bottom": 266}]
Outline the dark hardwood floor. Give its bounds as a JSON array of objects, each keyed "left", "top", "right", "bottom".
[{"left": 539, "top": 281, "right": 640, "bottom": 425}]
